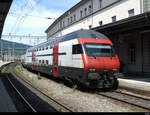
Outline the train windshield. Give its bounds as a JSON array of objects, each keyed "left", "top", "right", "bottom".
[{"left": 84, "top": 43, "right": 115, "bottom": 57}]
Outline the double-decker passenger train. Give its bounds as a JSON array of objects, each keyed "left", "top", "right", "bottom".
[{"left": 22, "top": 29, "right": 120, "bottom": 90}]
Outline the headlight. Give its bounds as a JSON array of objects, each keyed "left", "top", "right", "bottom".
[{"left": 89, "top": 69, "right": 96, "bottom": 72}]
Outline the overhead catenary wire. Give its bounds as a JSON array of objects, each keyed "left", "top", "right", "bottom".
[
  {"left": 10, "top": 0, "right": 41, "bottom": 35},
  {"left": 13, "top": 0, "right": 41, "bottom": 35},
  {"left": 9, "top": 12, "right": 55, "bottom": 20},
  {"left": 10, "top": 0, "right": 30, "bottom": 34}
]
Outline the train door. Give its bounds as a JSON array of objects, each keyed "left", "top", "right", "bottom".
[{"left": 53, "top": 44, "right": 59, "bottom": 76}]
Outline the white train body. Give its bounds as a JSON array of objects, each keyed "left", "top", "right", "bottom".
[{"left": 22, "top": 30, "right": 120, "bottom": 89}]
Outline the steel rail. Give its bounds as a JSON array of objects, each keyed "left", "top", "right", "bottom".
[
  {"left": 11, "top": 63, "right": 73, "bottom": 112},
  {"left": 97, "top": 91, "right": 150, "bottom": 111},
  {"left": 5, "top": 75, "right": 37, "bottom": 112}
]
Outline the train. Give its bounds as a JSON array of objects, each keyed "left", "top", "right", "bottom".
[{"left": 21, "top": 29, "right": 120, "bottom": 90}]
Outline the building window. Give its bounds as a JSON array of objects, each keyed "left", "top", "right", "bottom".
[
  {"left": 80, "top": 10, "right": 83, "bottom": 18},
  {"left": 72, "top": 44, "right": 83, "bottom": 54},
  {"left": 68, "top": 18, "right": 70, "bottom": 25},
  {"left": 88, "top": 5, "right": 92, "bottom": 14},
  {"left": 99, "top": 21, "right": 103, "bottom": 26},
  {"left": 84, "top": 8, "right": 87, "bottom": 16},
  {"left": 73, "top": 14, "right": 76, "bottom": 21},
  {"left": 129, "top": 43, "right": 136, "bottom": 64},
  {"left": 128, "top": 9, "right": 134, "bottom": 17},
  {"left": 99, "top": 0, "right": 102, "bottom": 8},
  {"left": 63, "top": 21, "right": 65, "bottom": 27},
  {"left": 60, "top": 21, "right": 62, "bottom": 29},
  {"left": 71, "top": 16, "right": 73, "bottom": 23},
  {"left": 112, "top": 16, "right": 116, "bottom": 22},
  {"left": 89, "top": 25, "right": 92, "bottom": 29}
]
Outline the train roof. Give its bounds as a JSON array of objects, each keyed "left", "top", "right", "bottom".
[
  {"left": 59, "top": 29, "right": 108, "bottom": 42},
  {"left": 28, "top": 29, "right": 109, "bottom": 51}
]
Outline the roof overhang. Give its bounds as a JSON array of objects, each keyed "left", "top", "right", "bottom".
[
  {"left": 93, "top": 12, "right": 150, "bottom": 35},
  {"left": 0, "top": 0, "right": 13, "bottom": 38}
]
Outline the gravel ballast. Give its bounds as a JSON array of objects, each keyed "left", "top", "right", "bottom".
[{"left": 14, "top": 65, "right": 149, "bottom": 112}]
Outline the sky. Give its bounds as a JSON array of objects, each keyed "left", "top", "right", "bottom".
[{"left": 2, "top": 0, "right": 81, "bottom": 45}]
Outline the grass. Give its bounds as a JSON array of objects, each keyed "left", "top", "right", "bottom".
[
  {"left": 37, "top": 72, "right": 41, "bottom": 80},
  {"left": 58, "top": 108, "right": 62, "bottom": 112},
  {"left": 60, "top": 83, "right": 64, "bottom": 89},
  {"left": 72, "top": 84, "right": 77, "bottom": 92}
]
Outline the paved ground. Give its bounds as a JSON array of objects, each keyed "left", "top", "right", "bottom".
[
  {"left": 0, "top": 78, "right": 17, "bottom": 112},
  {"left": 119, "top": 73, "right": 150, "bottom": 93},
  {"left": 0, "top": 61, "right": 17, "bottom": 112},
  {"left": 121, "top": 73, "right": 150, "bottom": 83}
]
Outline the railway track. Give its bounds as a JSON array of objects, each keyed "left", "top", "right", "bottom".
[
  {"left": 97, "top": 91, "right": 150, "bottom": 111},
  {"left": 5, "top": 74, "right": 37, "bottom": 112},
  {"left": 3, "top": 62, "right": 150, "bottom": 112},
  {"left": 2, "top": 63, "right": 73, "bottom": 112}
]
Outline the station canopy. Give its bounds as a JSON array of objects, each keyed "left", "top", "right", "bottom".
[
  {"left": 0, "top": 0, "right": 12, "bottom": 38},
  {"left": 93, "top": 11, "right": 150, "bottom": 35}
]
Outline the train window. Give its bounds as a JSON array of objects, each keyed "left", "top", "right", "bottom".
[
  {"left": 72, "top": 44, "right": 83, "bottom": 54},
  {"left": 46, "top": 47, "right": 48, "bottom": 50},
  {"left": 42, "top": 60, "right": 44, "bottom": 64},
  {"left": 42, "top": 47, "right": 44, "bottom": 50},
  {"left": 84, "top": 43, "right": 115, "bottom": 57},
  {"left": 39, "top": 60, "right": 41, "bottom": 63}
]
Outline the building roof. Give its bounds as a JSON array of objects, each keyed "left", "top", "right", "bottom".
[
  {"left": 0, "top": 0, "right": 13, "bottom": 38},
  {"left": 93, "top": 11, "right": 150, "bottom": 35},
  {"left": 45, "top": 0, "right": 89, "bottom": 33}
]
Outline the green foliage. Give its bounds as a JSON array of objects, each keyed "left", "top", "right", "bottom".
[
  {"left": 72, "top": 84, "right": 77, "bottom": 92},
  {"left": 37, "top": 72, "right": 41, "bottom": 80},
  {"left": 60, "top": 83, "right": 64, "bottom": 88}
]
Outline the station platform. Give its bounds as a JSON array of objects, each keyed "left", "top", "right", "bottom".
[
  {"left": 118, "top": 73, "right": 150, "bottom": 93},
  {"left": 0, "top": 77, "right": 18, "bottom": 112},
  {"left": 0, "top": 61, "right": 17, "bottom": 112}
]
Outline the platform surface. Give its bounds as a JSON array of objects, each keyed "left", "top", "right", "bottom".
[
  {"left": 0, "top": 61, "right": 17, "bottom": 112},
  {"left": 0, "top": 78, "right": 17, "bottom": 112},
  {"left": 118, "top": 74, "right": 150, "bottom": 92}
]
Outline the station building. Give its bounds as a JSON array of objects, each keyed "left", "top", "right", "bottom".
[{"left": 45, "top": 0, "right": 150, "bottom": 74}]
